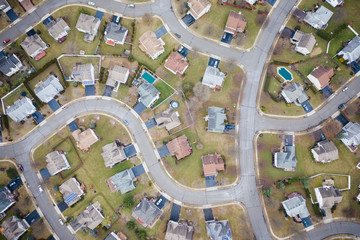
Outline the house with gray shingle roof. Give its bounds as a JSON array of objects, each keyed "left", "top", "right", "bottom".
[
  {"left": 165, "top": 220, "right": 194, "bottom": 240},
  {"left": 20, "top": 34, "right": 48, "bottom": 60},
  {"left": 291, "top": 31, "right": 316, "bottom": 55},
  {"left": 282, "top": 195, "right": 310, "bottom": 219},
  {"left": 202, "top": 66, "right": 225, "bottom": 90},
  {"left": 0, "top": 187, "right": 16, "bottom": 214},
  {"left": 106, "top": 169, "right": 135, "bottom": 194},
  {"left": 46, "top": 17, "right": 70, "bottom": 42},
  {"left": 75, "top": 13, "right": 101, "bottom": 42},
  {"left": 132, "top": 198, "right": 161, "bottom": 228},
  {"left": 315, "top": 186, "right": 342, "bottom": 209},
  {"left": 46, "top": 151, "right": 70, "bottom": 176},
  {"left": 6, "top": 97, "right": 36, "bottom": 122},
  {"left": 326, "top": 0, "right": 344, "bottom": 8},
  {"left": 274, "top": 146, "right": 297, "bottom": 171},
  {"left": 304, "top": 6, "right": 333, "bottom": 30},
  {"left": 311, "top": 140, "right": 339, "bottom": 163},
  {"left": 70, "top": 202, "right": 104, "bottom": 232},
  {"left": 337, "top": 36, "right": 360, "bottom": 64},
  {"left": 1, "top": 216, "right": 29, "bottom": 240},
  {"left": 101, "top": 141, "right": 127, "bottom": 168},
  {"left": 339, "top": 121, "right": 360, "bottom": 152},
  {"left": 104, "top": 22, "right": 128, "bottom": 46},
  {"left": 34, "top": 75, "right": 64, "bottom": 103},
  {"left": 206, "top": 219, "right": 232, "bottom": 240},
  {"left": 0, "top": 0, "right": 11, "bottom": 12},
  {"left": 59, "top": 177, "right": 84, "bottom": 207},
  {"left": 155, "top": 108, "right": 181, "bottom": 132},
  {"left": 0, "top": 53, "right": 23, "bottom": 77},
  {"left": 281, "top": 82, "right": 309, "bottom": 104},
  {"left": 138, "top": 81, "right": 160, "bottom": 108},
  {"left": 206, "top": 107, "right": 227, "bottom": 133}
]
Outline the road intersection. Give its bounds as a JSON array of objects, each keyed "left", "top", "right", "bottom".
[{"left": 0, "top": 0, "right": 360, "bottom": 239}]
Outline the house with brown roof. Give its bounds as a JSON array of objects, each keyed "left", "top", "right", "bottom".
[
  {"left": 59, "top": 177, "right": 84, "bottom": 207},
  {"left": 155, "top": 108, "right": 181, "bottom": 132},
  {"left": 46, "top": 18, "right": 70, "bottom": 43},
  {"left": 20, "top": 34, "right": 48, "bottom": 60},
  {"left": 202, "top": 153, "right": 224, "bottom": 177},
  {"left": 315, "top": 185, "right": 343, "bottom": 210},
  {"left": 187, "top": 0, "right": 211, "bottom": 20},
  {"left": 311, "top": 140, "right": 339, "bottom": 163},
  {"left": 70, "top": 201, "right": 104, "bottom": 232},
  {"left": 106, "top": 65, "right": 129, "bottom": 92},
  {"left": 72, "top": 129, "right": 99, "bottom": 151},
  {"left": 290, "top": 31, "right": 316, "bottom": 55},
  {"left": 1, "top": 216, "right": 29, "bottom": 240},
  {"left": 139, "top": 31, "right": 165, "bottom": 60},
  {"left": 224, "top": 11, "right": 247, "bottom": 36},
  {"left": 165, "top": 220, "right": 194, "bottom": 240},
  {"left": 45, "top": 151, "right": 71, "bottom": 176},
  {"left": 75, "top": 13, "right": 101, "bottom": 42},
  {"left": 164, "top": 52, "right": 189, "bottom": 75},
  {"left": 166, "top": 135, "right": 192, "bottom": 160},
  {"left": 101, "top": 141, "right": 127, "bottom": 168},
  {"left": 307, "top": 66, "right": 334, "bottom": 90}
]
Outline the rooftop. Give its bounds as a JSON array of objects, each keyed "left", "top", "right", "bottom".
[
  {"left": 45, "top": 151, "right": 71, "bottom": 176},
  {"left": 6, "top": 97, "right": 36, "bottom": 122},
  {"left": 164, "top": 52, "right": 189, "bottom": 75},
  {"left": 106, "top": 169, "right": 135, "bottom": 194},
  {"left": 34, "top": 75, "right": 64, "bottom": 103},
  {"left": 59, "top": 177, "right": 84, "bottom": 207},
  {"left": 101, "top": 141, "right": 127, "bottom": 168},
  {"left": 139, "top": 31, "right": 165, "bottom": 59},
  {"left": 207, "top": 106, "right": 227, "bottom": 133},
  {"left": 72, "top": 128, "right": 99, "bottom": 151},
  {"left": 166, "top": 135, "right": 192, "bottom": 160},
  {"left": 165, "top": 220, "right": 194, "bottom": 240},
  {"left": 132, "top": 198, "right": 161, "bottom": 228},
  {"left": 202, "top": 66, "right": 225, "bottom": 89},
  {"left": 155, "top": 108, "right": 181, "bottom": 132}
]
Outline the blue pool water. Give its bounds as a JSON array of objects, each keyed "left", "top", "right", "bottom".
[
  {"left": 142, "top": 71, "right": 156, "bottom": 84},
  {"left": 278, "top": 67, "right": 293, "bottom": 81}
]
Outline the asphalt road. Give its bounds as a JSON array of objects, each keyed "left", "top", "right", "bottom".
[{"left": 0, "top": 0, "right": 360, "bottom": 239}]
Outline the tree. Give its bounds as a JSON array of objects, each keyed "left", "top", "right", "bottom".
[
  {"left": 262, "top": 187, "right": 273, "bottom": 197},
  {"left": 205, "top": 25, "right": 214, "bottom": 36},
  {"left": 277, "top": 181, "right": 285, "bottom": 190},
  {"left": 126, "top": 220, "right": 135, "bottom": 230},
  {"left": 135, "top": 229, "right": 147, "bottom": 240},
  {"left": 300, "top": 177, "right": 310, "bottom": 189},
  {"left": 294, "top": 25, "right": 301, "bottom": 31},
  {"left": 6, "top": 168, "right": 19, "bottom": 179},
  {"left": 123, "top": 195, "right": 134, "bottom": 208},
  {"left": 142, "top": 13, "right": 152, "bottom": 25}
]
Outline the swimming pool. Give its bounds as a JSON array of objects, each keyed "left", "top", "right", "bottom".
[
  {"left": 277, "top": 67, "right": 293, "bottom": 81},
  {"left": 141, "top": 71, "right": 156, "bottom": 84}
]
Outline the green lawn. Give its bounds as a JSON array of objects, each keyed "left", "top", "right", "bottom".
[
  {"left": 55, "top": 138, "right": 82, "bottom": 178},
  {"left": 152, "top": 80, "right": 175, "bottom": 108},
  {"left": 27, "top": 63, "right": 66, "bottom": 89},
  {"left": 58, "top": 56, "right": 101, "bottom": 78},
  {"left": 1, "top": 84, "right": 31, "bottom": 107}
]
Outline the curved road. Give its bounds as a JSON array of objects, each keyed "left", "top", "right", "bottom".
[{"left": 0, "top": 0, "right": 360, "bottom": 239}]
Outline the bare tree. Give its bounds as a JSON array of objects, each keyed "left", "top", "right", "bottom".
[
  {"left": 256, "top": 13, "right": 267, "bottom": 26},
  {"left": 188, "top": 47, "right": 200, "bottom": 59},
  {"left": 193, "top": 83, "right": 210, "bottom": 102},
  {"left": 205, "top": 24, "right": 214, "bottom": 36},
  {"left": 223, "top": 58, "right": 237, "bottom": 73},
  {"left": 142, "top": 13, "right": 152, "bottom": 25},
  {"left": 179, "top": 4, "right": 187, "bottom": 15}
]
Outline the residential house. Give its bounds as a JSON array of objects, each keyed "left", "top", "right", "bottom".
[
  {"left": 245, "top": 0, "right": 256, "bottom": 5},
  {"left": 166, "top": 135, "right": 192, "bottom": 160},
  {"left": 132, "top": 198, "right": 161, "bottom": 228},
  {"left": 164, "top": 52, "right": 189, "bottom": 75},
  {"left": 104, "top": 22, "right": 128, "bottom": 46},
  {"left": 224, "top": 11, "right": 247, "bottom": 36},
  {"left": 101, "top": 141, "right": 127, "bottom": 168},
  {"left": 0, "top": 53, "right": 23, "bottom": 77},
  {"left": 293, "top": 8, "right": 306, "bottom": 21},
  {"left": 282, "top": 195, "right": 310, "bottom": 220},
  {"left": 165, "top": 220, "right": 194, "bottom": 240},
  {"left": 326, "top": 0, "right": 344, "bottom": 8},
  {"left": 202, "top": 153, "right": 224, "bottom": 177},
  {"left": 105, "top": 231, "right": 128, "bottom": 240},
  {"left": 304, "top": 6, "right": 333, "bottom": 30},
  {"left": 307, "top": 66, "right": 334, "bottom": 90},
  {"left": 20, "top": 34, "right": 48, "bottom": 60},
  {"left": 6, "top": 97, "right": 36, "bottom": 122},
  {"left": 339, "top": 121, "right": 360, "bottom": 152},
  {"left": 34, "top": 75, "right": 64, "bottom": 103},
  {"left": 75, "top": 13, "right": 101, "bottom": 42},
  {"left": 202, "top": 66, "right": 225, "bottom": 90},
  {"left": 206, "top": 106, "right": 227, "bottom": 133},
  {"left": 187, "top": 0, "right": 211, "bottom": 20},
  {"left": 205, "top": 220, "right": 232, "bottom": 240},
  {"left": 59, "top": 177, "right": 84, "bottom": 207},
  {"left": 46, "top": 18, "right": 70, "bottom": 43},
  {"left": 337, "top": 36, "right": 360, "bottom": 64},
  {"left": 274, "top": 146, "right": 297, "bottom": 171},
  {"left": 106, "top": 65, "right": 129, "bottom": 92},
  {"left": 139, "top": 31, "right": 165, "bottom": 60},
  {"left": 311, "top": 140, "right": 339, "bottom": 163},
  {"left": 0, "top": 0, "right": 11, "bottom": 12},
  {"left": 106, "top": 169, "right": 135, "bottom": 194},
  {"left": 70, "top": 202, "right": 104, "bottom": 232},
  {"left": 45, "top": 151, "right": 71, "bottom": 176},
  {"left": 68, "top": 63, "right": 95, "bottom": 86},
  {"left": 291, "top": 31, "right": 316, "bottom": 55},
  {"left": 137, "top": 81, "right": 160, "bottom": 108},
  {"left": 315, "top": 186, "right": 342, "bottom": 209},
  {"left": 1, "top": 216, "right": 30, "bottom": 240},
  {"left": 0, "top": 187, "right": 16, "bottom": 214},
  {"left": 72, "top": 128, "right": 99, "bottom": 151},
  {"left": 281, "top": 82, "right": 309, "bottom": 104},
  {"left": 155, "top": 108, "right": 181, "bottom": 132}
]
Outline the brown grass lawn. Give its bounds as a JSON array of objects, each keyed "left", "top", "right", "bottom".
[
  {"left": 27, "top": 63, "right": 66, "bottom": 89},
  {"left": 257, "top": 130, "right": 360, "bottom": 237}
]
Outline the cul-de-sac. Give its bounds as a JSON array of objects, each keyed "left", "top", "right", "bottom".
[{"left": 0, "top": 0, "right": 360, "bottom": 239}]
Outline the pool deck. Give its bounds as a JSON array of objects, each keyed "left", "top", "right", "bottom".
[{"left": 277, "top": 67, "right": 293, "bottom": 81}]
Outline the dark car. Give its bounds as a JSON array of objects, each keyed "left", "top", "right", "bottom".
[
  {"left": 3, "top": 39, "right": 10, "bottom": 44},
  {"left": 338, "top": 103, "right": 345, "bottom": 109}
]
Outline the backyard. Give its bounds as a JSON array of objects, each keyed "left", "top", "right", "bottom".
[{"left": 58, "top": 55, "right": 101, "bottom": 79}]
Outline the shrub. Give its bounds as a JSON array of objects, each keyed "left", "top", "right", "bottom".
[
  {"left": 316, "top": 30, "right": 332, "bottom": 41},
  {"left": 6, "top": 168, "right": 19, "bottom": 179},
  {"left": 277, "top": 181, "right": 285, "bottom": 190},
  {"left": 126, "top": 220, "right": 135, "bottom": 230},
  {"left": 294, "top": 25, "right": 301, "bottom": 31},
  {"left": 128, "top": 55, "right": 135, "bottom": 62},
  {"left": 262, "top": 187, "right": 273, "bottom": 197},
  {"left": 300, "top": 177, "right": 310, "bottom": 189},
  {"left": 135, "top": 229, "right": 147, "bottom": 240},
  {"left": 123, "top": 195, "right": 134, "bottom": 208}
]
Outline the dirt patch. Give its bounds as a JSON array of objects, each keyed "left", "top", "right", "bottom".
[
  {"left": 322, "top": 119, "right": 343, "bottom": 138},
  {"left": 310, "top": 47, "right": 322, "bottom": 58}
]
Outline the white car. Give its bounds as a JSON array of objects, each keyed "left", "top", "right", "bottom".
[
  {"left": 58, "top": 219, "right": 64, "bottom": 225},
  {"left": 38, "top": 185, "right": 43, "bottom": 193},
  {"left": 127, "top": 4, "right": 135, "bottom": 8},
  {"left": 88, "top": 2, "right": 95, "bottom": 6},
  {"left": 342, "top": 87, "right": 348, "bottom": 92}
]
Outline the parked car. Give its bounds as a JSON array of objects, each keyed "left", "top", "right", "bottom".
[
  {"left": 88, "top": 1, "right": 95, "bottom": 6},
  {"left": 174, "top": 33, "right": 181, "bottom": 38},
  {"left": 127, "top": 4, "right": 135, "bottom": 8},
  {"left": 58, "top": 219, "right": 64, "bottom": 225},
  {"left": 123, "top": 119, "right": 129, "bottom": 125},
  {"left": 38, "top": 185, "right": 43, "bottom": 193},
  {"left": 338, "top": 103, "right": 345, "bottom": 109},
  {"left": 3, "top": 39, "right": 10, "bottom": 44},
  {"left": 342, "top": 87, "right": 349, "bottom": 92}
]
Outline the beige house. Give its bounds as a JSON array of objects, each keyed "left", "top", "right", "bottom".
[
  {"left": 165, "top": 220, "right": 194, "bottom": 240},
  {"left": 187, "top": 0, "right": 211, "bottom": 20},
  {"left": 46, "top": 151, "right": 71, "bottom": 176},
  {"left": 20, "top": 34, "right": 48, "bottom": 60},
  {"left": 72, "top": 129, "right": 99, "bottom": 151},
  {"left": 68, "top": 63, "right": 95, "bottom": 86},
  {"left": 75, "top": 13, "right": 101, "bottom": 42},
  {"left": 106, "top": 65, "right": 130, "bottom": 92},
  {"left": 101, "top": 141, "right": 127, "bottom": 168},
  {"left": 70, "top": 202, "right": 104, "bottom": 232},
  {"left": 315, "top": 186, "right": 343, "bottom": 209},
  {"left": 155, "top": 108, "right": 181, "bottom": 132},
  {"left": 311, "top": 140, "right": 339, "bottom": 163},
  {"left": 291, "top": 31, "right": 316, "bottom": 55},
  {"left": 46, "top": 18, "right": 70, "bottom": 42},
  {"left": 1, "top": 216, "right": 29, "bottom": 240},
  {"left": 139, "top": 31, "right": 165, "bottom": 60},
  {"left": 59, "top": 177, "right": 84, "bottom": 207}
]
